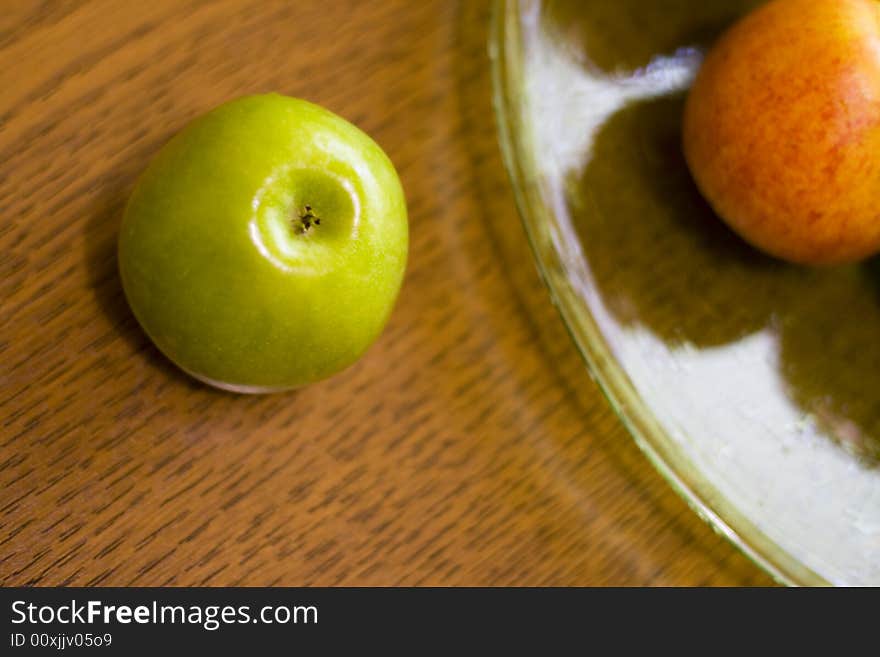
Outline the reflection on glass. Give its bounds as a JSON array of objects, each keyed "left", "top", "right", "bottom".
[{"left": 496, "top": 0, "right": 880, "bottom": 585}]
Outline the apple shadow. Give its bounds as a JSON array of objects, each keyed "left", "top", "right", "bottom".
[{"left": 82, "top": 183, "right": 201, "bottom": 390}]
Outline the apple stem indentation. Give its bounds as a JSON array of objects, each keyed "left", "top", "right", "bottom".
[{"left": 292, "top": 204, "right": 321, "bottom": 235}]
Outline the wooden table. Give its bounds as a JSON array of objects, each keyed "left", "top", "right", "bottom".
[{"left": 0, "top": 0, "right": 773, "bottom": 586}]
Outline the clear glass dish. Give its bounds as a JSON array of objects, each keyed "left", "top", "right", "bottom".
[{"left": 491, "top": 0, "right": 880, "bottom": 586}]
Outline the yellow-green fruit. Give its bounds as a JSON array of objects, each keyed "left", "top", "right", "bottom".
[{"left": 119, "top": 94, "right": 408, "bottom": 392}]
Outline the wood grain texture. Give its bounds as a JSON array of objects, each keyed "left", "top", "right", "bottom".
[{"left": 0, "top": 0, "right": 774, "bottom": 586}]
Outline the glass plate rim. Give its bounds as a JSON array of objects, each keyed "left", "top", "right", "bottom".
[{"left": 488, "top": 0, "right": 829, "bottom": 587}]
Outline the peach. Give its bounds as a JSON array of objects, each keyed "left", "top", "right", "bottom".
[{"left": 683, "top": 0, "right": 880, "bottom": 265}]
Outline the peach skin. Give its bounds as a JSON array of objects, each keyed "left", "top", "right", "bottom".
[{"left": 683, "top": 0, "right": 880, "bottom": 265}]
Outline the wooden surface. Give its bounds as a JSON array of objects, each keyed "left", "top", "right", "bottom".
[{"left": 0, "top": 0, "right": 773, "bottom": 586}]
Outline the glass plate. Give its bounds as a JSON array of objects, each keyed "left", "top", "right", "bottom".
[{"left": 491, "top": 0, "right": 880, "bottom": 586}]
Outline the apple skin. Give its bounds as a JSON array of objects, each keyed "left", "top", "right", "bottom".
[
  {"left": 118, "top": 94, "right": 408, "bottom": 392},
  {"left": 683, "top": 0, "right": 880, "bottom": 265}
]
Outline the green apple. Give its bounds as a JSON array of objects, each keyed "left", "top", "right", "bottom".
[{"left": 118, "top": 94, "right": 408, "bottom": 392}]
